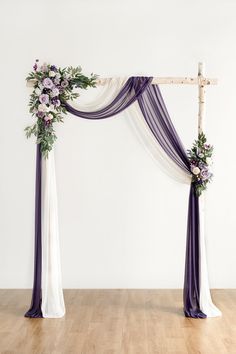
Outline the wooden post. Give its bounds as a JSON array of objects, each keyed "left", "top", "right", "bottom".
[{"left": 198, "top": 62, "right": 206, "bottom": 134}]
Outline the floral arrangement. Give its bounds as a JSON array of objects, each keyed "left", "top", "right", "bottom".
[
  {"left": 188, "top": 132, "right": 213, "bottom": 196},
  {"left": 25, "top": 60, "right": 97, "bottom": 157}
]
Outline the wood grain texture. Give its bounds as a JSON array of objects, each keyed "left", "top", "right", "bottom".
[{"left": 0, "top": 289, "right": 235, "bottom": 354}]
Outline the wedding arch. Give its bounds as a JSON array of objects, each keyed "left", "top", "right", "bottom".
[{"left": 25, "top": 62, "right": 221, "bottom": 319}]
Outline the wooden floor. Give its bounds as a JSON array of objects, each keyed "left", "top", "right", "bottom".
[{"left": 0, "top": 290, "right": 236, "bottom": 354}]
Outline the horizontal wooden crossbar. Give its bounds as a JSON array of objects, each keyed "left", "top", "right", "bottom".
[{"left": 27, "top": 76, "right": 217, "bottom": 87}]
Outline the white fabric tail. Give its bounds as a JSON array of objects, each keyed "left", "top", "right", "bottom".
[
  {"left": 41, "top": 151, "right": 65, "bottom": 318},
  {"left": 199, "top": 195, "right": 221, "bottom": 317}
]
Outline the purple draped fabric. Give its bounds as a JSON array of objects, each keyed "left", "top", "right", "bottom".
[
  {"left": 65, "top": 77, "right": 152, "bottom": 119},
  {"left": 136, "top": 84, "right": 206, "bottom": 318},
  {"left": 64, "top": 77, "right": 206, "bottom": 318},
  {"left": 25, "top": 145, "right": 43, "bottom": 318},
  {"left": 184, "top": 183, "right": 205, "bottom": 318},
  {"left": 25, "top": 77, "right": 151, "bottom": 318},
  {"left": 26, "top": 76, "right": 206, "bottom": 319}
]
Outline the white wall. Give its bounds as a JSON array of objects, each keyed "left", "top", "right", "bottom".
[{"left": 0, "top": 0, "right": 235, "bottom": 288}]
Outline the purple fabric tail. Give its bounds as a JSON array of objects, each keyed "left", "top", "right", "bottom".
[
  {"left": 25, "top": 145, "right": 43, "bottom": 318},
  {"left": 183, "top": 183, "right": 206, "bottom": 318}
]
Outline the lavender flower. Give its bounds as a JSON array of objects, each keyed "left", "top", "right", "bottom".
[
  {"left": 43, "top": 78, "right": 54, "bottom": 89},
  {"left": 36, "top": 111, "right": 45, "bottom": 118},
  {"left": 39, "top": 94, "right": 49, "bottom": 104},
  {"left": 44, "top": 113, "right": 53, "bottom": 122},
  {"left": 198, "top": 161, "right": 207, "bottom": 169},
  {"left": 61, "top": 79, "right": 69, "bottom": 88},
  {"left": 51, "top": 97, "right": 61, "bottom": 107},
  {"left": 200, "top": 168, "right": 210, "bottom": 181},
  {"left": 58, "top": 86, "right": 64, "bottom": 93},
  {"left": 50, "top": 65, "right": 57, "bottom": 72}
]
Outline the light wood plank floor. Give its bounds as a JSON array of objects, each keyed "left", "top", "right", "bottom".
[{"left": 0, "top": 289, "right": 236, "bottom": 354}]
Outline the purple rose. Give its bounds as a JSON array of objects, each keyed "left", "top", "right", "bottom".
[
  {"left": 200, "top": 168, "right": 210, "bottom": 181},
  {"left": 36, "top": 111, "right": 45, "bottom": 118},
  {"left": 50, "top": 65, "right": 57, "bottom": 72},
  {"left": 61, "top": 79, "right": 68, "bottom": 88},
  {"left": 39, "top": 94, "right": 49, "bottom": 104},
  {"left": 44, "top": 119, "right": 51, "bottom": 127},
  {"left": 198, "top": 161, "right": 207, "bottom": 169},
  {"left": 51, "top": 97, "right": 61, "bottom": 107},
  {"left": 58, "top": 86, "right": 64, "bottom": 93},
  {"left": 43, "top": 78, "right": 54, "bottom": 89}
]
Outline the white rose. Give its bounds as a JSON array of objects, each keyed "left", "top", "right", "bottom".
[
  {"left": 49, "top": 71, "right": 56, "bottom": 77},
  {"left": 206, "top": 157, "right": 213, "bottom": 166},
  {"left": 35, "top": 87, "right": 42, "bottom": 96},
  {"left": 50, "top": 87, "right": 60, "bottom": 97},
  {"left": 38, "top": 103, "right": 49, "bottom": 112},
  {"left": 45, "top": 113, "right": 53, "bottom": 121},
  {"left": 192, "top": 166, "right": 200, "bottom": 175}
]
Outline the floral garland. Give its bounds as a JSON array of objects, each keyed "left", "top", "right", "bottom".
[
  {"left": 25, "top": 60, "right": 97, "bottom": 158},
  {"left": 188, "top": 132, "right": 213, "bottom": 196}
]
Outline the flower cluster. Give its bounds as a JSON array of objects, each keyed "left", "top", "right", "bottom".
[
  {"left": 188, "top": 132, "right": 213, "bottom": 196},
  {"left": 25, "top": 60, "right": 97, "bottom": 158}
]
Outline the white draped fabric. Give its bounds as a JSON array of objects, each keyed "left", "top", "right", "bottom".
[
  {"left": 41, "top": 79, "right": 221, "bottom": 318},
  {"left": 127, "top": 101, "right": 192, "bottom": 184},
  {"left": 41, "top": 151, "right": 65, "bottom": 318},
  {"left": 199, "top": 195, "right": 222, "bottom": 317}
]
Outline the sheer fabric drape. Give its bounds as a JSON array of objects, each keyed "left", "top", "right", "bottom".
[
  {"left": 67, "top": 78, "right": 221, "bottom": 318},
  {"left": 25, "top": 77, "right": 221, "bottom": 318}
]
